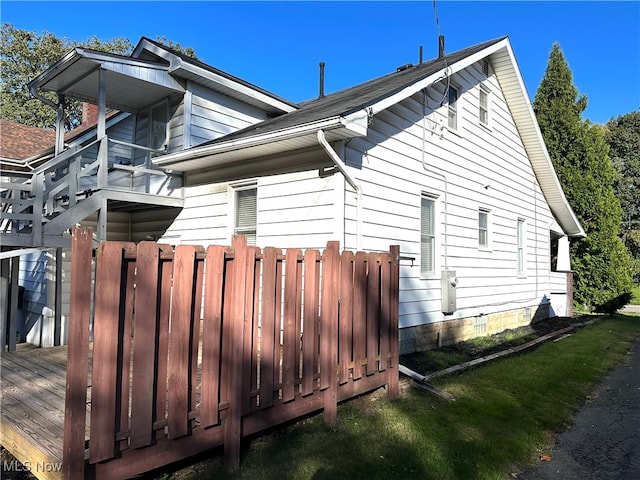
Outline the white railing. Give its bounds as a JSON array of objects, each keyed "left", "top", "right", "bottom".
[{"left": 1, "top": 134, "right": 182, "bottom": 246}]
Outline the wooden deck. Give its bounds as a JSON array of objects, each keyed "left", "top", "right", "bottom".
[{"left": 1, "top": 344, "right": 90, "bottom": 480}]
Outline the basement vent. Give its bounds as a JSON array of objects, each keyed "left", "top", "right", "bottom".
[
  {"left": 475, "top": 315, "right": 488, "bottom": 336},
  {"left": 524, "top": 307, "right": 532, "bottom": 323}
]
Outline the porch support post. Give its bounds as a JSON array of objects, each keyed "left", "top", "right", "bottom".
[
  {"left": 97, "top": 68, "right": 106, "bottom": 138},
  {"left": 97, "top": 194, "right": 108, "bottom": 242},
  {"left": 8, "top": 256, "right": 19, "bottom": 352},
  {"left": 97, "top": 68, "right": 108, "bottom": 190},
  {"left": 54, "top": 247, "right": 62, "bottom": 346}
]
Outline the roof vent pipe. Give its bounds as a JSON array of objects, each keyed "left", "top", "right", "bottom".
[
  {"left": 319, "top": 62, "right": 325, "bottom": 98},
  {"left": 438, "top": 35, "right": 445, "bottom": 58},
  {"left": 419, "top": 45, "right": 423, "bottom": 64}
]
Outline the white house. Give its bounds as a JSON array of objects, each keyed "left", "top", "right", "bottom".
[{"left": 1, "top": 36, "right": 584, "bottom": 353}]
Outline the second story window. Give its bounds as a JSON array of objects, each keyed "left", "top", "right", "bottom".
[{"left": 448, "top": 85, "right": 458, "bottom": 130}]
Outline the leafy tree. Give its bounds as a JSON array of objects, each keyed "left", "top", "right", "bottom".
[
  {"left": 1, "top": 24, "right": 196, "bottom": 130},
  {"left": 533, "top": 43, "right": 636, "bottom": 310},
  {"left": 606, "top": 110, "right": 640, "bottom": 280}
]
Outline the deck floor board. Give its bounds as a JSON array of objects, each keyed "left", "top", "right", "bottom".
[{"left": 1, "top": 344, "right": 91, "bottom": 480}]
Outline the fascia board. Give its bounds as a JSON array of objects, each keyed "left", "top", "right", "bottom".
[
  {"left": 28, "top": 49, "right": 83, "bottom": 91},
  {"left": 368, "top": 39, "right": 511, "bottom": 116},
  {"left": 496, "top": 41, "right": 585, "bottom": 238}
]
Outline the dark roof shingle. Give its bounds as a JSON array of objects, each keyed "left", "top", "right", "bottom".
[{"left": 197, "top": 37, "right": 507, "bottom": 147}]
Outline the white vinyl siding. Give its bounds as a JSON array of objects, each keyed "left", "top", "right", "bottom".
[
  {"left": 188, "top": 82, "right": 268, "bottom": 148},
  {"left": 339, "top": 59, "right": 558, "bottom": 329},
  {"left": 161, "top": 169, "right": 336, "bottom": 250}
]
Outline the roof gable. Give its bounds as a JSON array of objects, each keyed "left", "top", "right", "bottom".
[{"left": 154, "top": 36, "right": 584, "bottom": 238}]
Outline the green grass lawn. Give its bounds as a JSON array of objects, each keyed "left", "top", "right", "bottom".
[{"left": 152, "top": 314, "right": 640, "bottom": 480}]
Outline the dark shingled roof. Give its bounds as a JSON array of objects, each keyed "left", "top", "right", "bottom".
[{"left": 197, "top": 37, "right": 507, "bottom": 147}]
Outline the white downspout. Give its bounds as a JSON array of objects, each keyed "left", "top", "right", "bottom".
[
  {"left": 29, "top": 85, "right": 65, "bottom": 155},
  {"left": 317, "top": 129, "right": 362, "bottom": 249}
]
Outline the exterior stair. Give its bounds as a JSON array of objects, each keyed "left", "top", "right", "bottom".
[{"left": 1, "top": 135, "right": 183, "bottom": 249}]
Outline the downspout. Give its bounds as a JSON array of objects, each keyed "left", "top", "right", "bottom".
[
  {"left": 317, "top": 129, "right": 362, "bottom": 249},
  {"left": 29, "top": 85, "right": 65, "bottom": 155},
  {"left": 421, "top": 89, "right": 449, "bottom": 270}
]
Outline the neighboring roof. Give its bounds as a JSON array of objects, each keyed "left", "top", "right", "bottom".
[
  {"left": 154, "top": 36, "right": 584, "bottom": 238},
  {"left": 0, "top": 120, "right": 55, "bottom": 161}
]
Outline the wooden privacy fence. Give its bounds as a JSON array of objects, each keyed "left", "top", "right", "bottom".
[{"left": 64, "top": 227, "right": 400, "bottom": 479}]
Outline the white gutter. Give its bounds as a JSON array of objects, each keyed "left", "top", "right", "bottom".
[
  {"left": 154, "top": 116, "right": 347, "bottom": 169},
  {"left": 317, "top": 129, "right": 362, "bottom": 249}
]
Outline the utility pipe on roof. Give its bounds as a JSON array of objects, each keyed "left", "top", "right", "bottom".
[{"left": 317, "top": 129, "right": 362, "bottom": 249}]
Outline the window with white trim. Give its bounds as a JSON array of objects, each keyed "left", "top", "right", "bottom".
[
  {"left": 234, "top": 185, "right": 257, "bottom": 246},
  {"left": 517, "top": 219, "right": 525, "bottom": 274},
  {"left": 479, "top": 208, "right": 490, "bottom": 248},
  {"left": 447, "top": 85, "right": 459, "bottom": 130},
  {"left": 421, "top": 195, "right": 436, "bottom": 275},
  {"left": 479, "top": 85, "right": 490, "bottom": 127}
]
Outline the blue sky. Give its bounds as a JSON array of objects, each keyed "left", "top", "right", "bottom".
[{"left": 2, "top": 1, "right": 639, "bottom": 124}]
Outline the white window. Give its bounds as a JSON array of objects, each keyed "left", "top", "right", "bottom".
[
  {"left": 479, "top": 208, "right": 490, "bottom": 248},
  {"left": 447, "top": 85, "right": 458, "bottom": 130},
  {"left": 421, "top": 195, "right": 436, "bottom": 275},
  {"left": 517, "top": 219, "right": 525, "bottom": 274},
  {"left": 479, "top": 86, "right": 490, "bottom": 127},
  {"left": 234, "top": 185, "right": 257, "bottom": 246}
]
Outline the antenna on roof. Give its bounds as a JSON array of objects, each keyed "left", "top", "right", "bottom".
[{"left": 319, "top": 62, "right": 325, "bottom": 98}]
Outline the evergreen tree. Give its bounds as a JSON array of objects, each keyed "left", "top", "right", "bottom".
[
  {"left": 533, "top": 43, "right": 636, "bottom": 310},
  {"left": 1, "top": 24, "right": 196, "bottom": 130},
  {"left": 606, "top": 110, "right": 640, "bottom": 280}
]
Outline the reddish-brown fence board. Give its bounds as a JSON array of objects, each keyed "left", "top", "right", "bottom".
[{"left": 64, "top": 229, "right": 399, "bottom": 480}]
